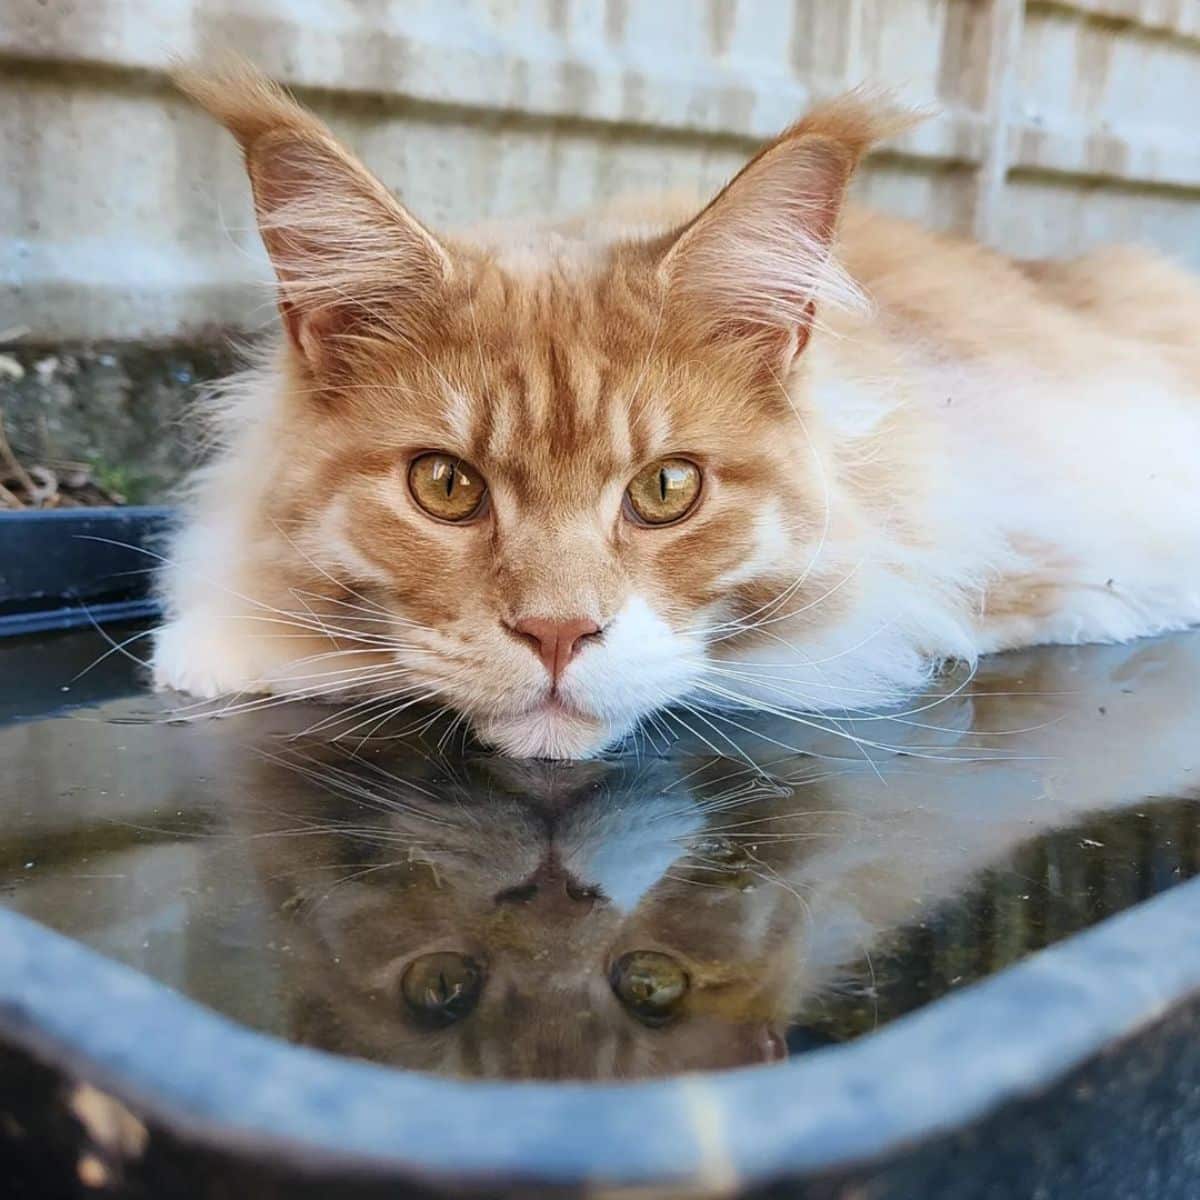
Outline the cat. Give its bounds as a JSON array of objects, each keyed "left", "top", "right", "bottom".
[{"left": 152, "top": 58, "right": 1200, "bottom": 760}]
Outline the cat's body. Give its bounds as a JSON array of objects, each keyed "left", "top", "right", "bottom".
[{"left": 154, "top": 62, "right": 1200, "bottom": 758}]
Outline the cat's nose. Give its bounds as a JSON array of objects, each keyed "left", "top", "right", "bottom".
[{"left": 509, "top": 616, "right": 602, "bottom": 681}]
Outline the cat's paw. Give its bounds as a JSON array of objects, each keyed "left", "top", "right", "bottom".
[{"left": 151, "top": 617, "right": 270, "bottom": 699}]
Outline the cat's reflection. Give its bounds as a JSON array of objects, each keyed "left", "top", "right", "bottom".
[
  {"left": 231, "top": 634, "right": 1200, "bottom": 1080},
  {"left": 239, "top": 752, "right": 821, "bottom": 1077}
]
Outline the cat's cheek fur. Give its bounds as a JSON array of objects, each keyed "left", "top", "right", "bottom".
[{"left": 559, "top": 596, "right": 707, "bottom": 724}]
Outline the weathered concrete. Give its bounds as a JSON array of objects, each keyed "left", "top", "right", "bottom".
[{"left": 4, "top": 0, "right": 1198, "bottom": 342}]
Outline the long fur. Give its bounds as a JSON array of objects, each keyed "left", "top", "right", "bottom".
[{"left": 153, "top": 59, "right": 1200, "bottom": 759}]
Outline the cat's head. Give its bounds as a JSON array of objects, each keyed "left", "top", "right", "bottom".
[
  {"left": 240, "top": 749, "right": 814, "bottom": 1079},
  {"left": 179, "top": 61, "right": 913, "bottom": 758}
]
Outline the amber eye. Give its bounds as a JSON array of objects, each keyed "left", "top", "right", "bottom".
[
  {"left": 408, "top": 453, "right": 487, "bottom": 522},
  {"left": 400, "top": 952, "right": 484, "bottom": 1028},
  {"left": 625, "top": 458, "right": 701, "bottom": 526},
  {"left": 610, "top": 951, "right": 690, "bottom": 1027}
]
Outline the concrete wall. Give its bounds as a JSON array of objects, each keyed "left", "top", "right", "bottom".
[{"left": 3, "top": 0, "right": 1199, "bottom": 342}]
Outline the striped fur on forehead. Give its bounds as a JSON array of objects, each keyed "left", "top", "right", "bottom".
[
  {"left": 441, "top": 277, "right": 802, "bottom": 459},
  {"left": 370, "top": 258, "right": 669, "bottom": 488}
]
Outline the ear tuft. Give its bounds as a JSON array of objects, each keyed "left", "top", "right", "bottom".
[
  {"left": 171, "top": 54, "right": 319, "bottom": 152},
  {"left": 777, "top": 88, "right": 925, "bottom": 163}
]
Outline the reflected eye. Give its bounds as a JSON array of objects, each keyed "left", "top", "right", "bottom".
[
  {"left": 625, "top": 458, "right": 701, "bottom": 526},
  {"left": 408, "top": 453, "right": 487, "bottom": 522},
  {"left": 610, "top": 951, "right": 689, "bottom": 1026},
  {"left": 400, "top": 952, "right": 484, "bottom": 1027}
]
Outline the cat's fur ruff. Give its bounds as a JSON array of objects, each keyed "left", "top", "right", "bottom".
[{"left": 154, "top": 60, "right": 1200, "bottom": 759}]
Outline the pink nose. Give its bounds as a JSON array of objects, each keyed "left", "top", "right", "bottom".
[{"left": 511, "top": 617, "right": 601, "bottom": 682}]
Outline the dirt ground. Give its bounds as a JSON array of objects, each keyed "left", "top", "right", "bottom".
[{"left": 0, "top": 338, "right": 237, "bottom": 508}]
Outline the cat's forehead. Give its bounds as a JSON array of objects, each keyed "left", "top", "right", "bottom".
[
  {"left": 467, "top": 230, "right": 615, "bottom": 277},
  {"left": 426, "top": 257, "right": 679, "bottom": 476},
  {"left": 458, "top": 243, "right": 657, "bottom": 341},
  {"left": 446, "top": 330, "right": 661, "bottom": 490},
  {"left": 461, "top": 207, "right": 682, "bottom": 274}
]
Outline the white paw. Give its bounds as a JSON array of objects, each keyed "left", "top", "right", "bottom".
[{"left": 151, "top": 617, "right": 270, "bottom": 699}]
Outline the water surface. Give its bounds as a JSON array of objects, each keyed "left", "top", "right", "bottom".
[{"left": 3, "top": 626, "right": 1198, "bottom": 1078}]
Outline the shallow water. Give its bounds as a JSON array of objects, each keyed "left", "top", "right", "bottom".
[{"left": 2, "top": 625, "right": 1199, "bottom": 1079}]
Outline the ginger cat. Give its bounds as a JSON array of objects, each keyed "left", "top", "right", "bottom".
[{"left": 153, "top": 60, "right": 1200, "bottom": 759}]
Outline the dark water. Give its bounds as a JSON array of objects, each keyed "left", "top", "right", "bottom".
[{"left": 2, "top": 625, "right": 1199, "bottom": 1080}]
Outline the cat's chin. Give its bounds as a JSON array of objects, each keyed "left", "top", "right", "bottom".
[{"left": 475, "top": 702, "right": 616, "bottom": 760}]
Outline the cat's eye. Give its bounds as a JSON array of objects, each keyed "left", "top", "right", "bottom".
[
  {"left": 625, "top": 458, "right": 702, "bottom": 526},
  {"left": 401, "top": 952, "right": 484, "bottom": 1027},
  {"left": 408, "top": 453, "right": 488, "bottom": 522},
  {"left": 610, "top": 951, "right": 689, "bottom": 1026}
]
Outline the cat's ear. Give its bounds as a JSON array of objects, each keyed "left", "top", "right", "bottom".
[
  {"left": 659, "top": 93, "right": 916, "bottom": 362},
  {"left": 174, "top": 58, "right": 451, "bottom": 374}
]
